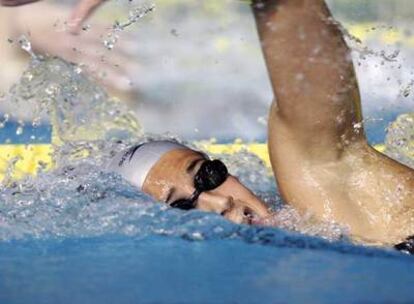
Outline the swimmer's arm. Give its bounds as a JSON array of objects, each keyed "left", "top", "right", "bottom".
[{"left": 252, "top": 0, "right": 364, "bottom": 158}]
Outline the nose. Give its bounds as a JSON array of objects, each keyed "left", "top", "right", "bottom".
[{"left": 196, "top": 192, "right": 233, "bottom": 215}]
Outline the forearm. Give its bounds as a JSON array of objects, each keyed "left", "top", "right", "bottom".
[{"left": 252, "top": 0, "right": 364, "bottom": 148}]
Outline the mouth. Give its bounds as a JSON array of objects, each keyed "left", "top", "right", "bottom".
[
  {"left": 242, "top": 207, "right": 256, "bottom": 225},
  {"left": 222, "top": 205, "right": 264, "bottom": 225},
  {"left": 243, "top": 207, "right": 271, "bottom": 226}
]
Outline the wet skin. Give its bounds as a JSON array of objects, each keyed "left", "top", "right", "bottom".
[{"left": 142, "top": 149, "right": 271, "bottom": 225}]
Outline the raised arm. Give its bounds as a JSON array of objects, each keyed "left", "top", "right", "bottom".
[
  {"left": 251, "top": 0, "right": 414, "bottom": 245},
  {"left": 253, "top": 0, "right": 364, "bottom": 159}
]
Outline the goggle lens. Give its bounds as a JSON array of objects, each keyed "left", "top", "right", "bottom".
[{"left": 170, "top": 159, "right": 228, "bottom": 210}]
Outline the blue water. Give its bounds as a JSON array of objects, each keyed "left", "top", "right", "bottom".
[
  {"left": 0, "top": 121, "right": 51, "bottom": 144},
  {"left": 0, "top": 236, "right": 413, "bottom": 304},
  {"left": 1, "top": 117, "right": 414, "bottom": 304}
]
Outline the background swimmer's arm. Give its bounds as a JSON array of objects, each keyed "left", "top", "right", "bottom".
[
  {"left": 1, "top": 0, "right": 137, "bottom": 93},
  {"left": 252, "top": 0, "right": 365, "bottom": 159}
]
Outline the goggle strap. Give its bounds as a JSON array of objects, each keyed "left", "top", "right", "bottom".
[{"left": 189, "top": 189, "right": 201, "bottom": 203}]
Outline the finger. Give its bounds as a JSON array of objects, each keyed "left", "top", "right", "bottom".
[{"left": 68, "top": 0, "right": 105, "bottom": 34}]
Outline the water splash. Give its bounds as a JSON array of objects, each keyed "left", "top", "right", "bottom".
[
  {"left": 401, "top": 80, "right": 414, "bottom": 98},
  {"left": 103, "top": 4, "right": 155, "bottom": 50},
  {"left": 2, "top": 56, "right": 141, "bottom": 145},
  {"left": 17, "top": 35, "right": 36, "bottom": 59},
  {"left": 322, "top": 17, "right": 399, "bottom": 63},
  {"left": 385, "top": 113, "right": 414, "bottom": 168}
]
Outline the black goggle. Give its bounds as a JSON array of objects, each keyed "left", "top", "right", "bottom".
[{"left": 169, "top": 159, "right": 229, "bottom": 210}]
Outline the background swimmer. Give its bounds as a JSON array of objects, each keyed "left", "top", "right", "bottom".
[{"left": 0, "top": 0, "right": 138, "bottom": 104}]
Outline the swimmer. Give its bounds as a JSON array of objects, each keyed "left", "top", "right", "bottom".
[
  {"left": 108, "top": 140, "right": 271, "bottom": 224},
  {"left": 252, "top": 0, "right": 413, "bottom": 248},
  {"left": 5, "top": 0, "right": 414, "bottom": 252}
]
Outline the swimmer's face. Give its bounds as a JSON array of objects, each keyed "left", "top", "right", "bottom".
[{"left": 142, "top": 149, "right": 271, "bottom": 224}]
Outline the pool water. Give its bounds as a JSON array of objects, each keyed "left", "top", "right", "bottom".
[{"left": 1, "top": 236, "right": 414, "bottom": 304}]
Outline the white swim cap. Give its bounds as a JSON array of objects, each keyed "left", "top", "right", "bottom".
[{"left": 108, "top": 140, "right": 189, "bottom": 190}]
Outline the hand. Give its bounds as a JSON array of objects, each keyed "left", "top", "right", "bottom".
[{"left": 7, "top": 1, "right": 139, "bottom": 93}]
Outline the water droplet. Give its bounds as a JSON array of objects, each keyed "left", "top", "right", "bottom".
[
  {"left": 401, "top": 80, "right": 414, "bottom": 97},
  {"left": 403, "top": 88, "right": 411, "bottom": 97},
  {"left": 18, "top": 35, "right": 35, "bottom": 58},
  {"left": 257, "top": 116, "right": 267, "bottom": 126},
  {"left": 45, "top": 84, "right": 57, "bottom": 96},
  {"left": 171, "top": 29, "right": 179, "bottom": 37},
  {"left": 103, "top": 35, "right": 118, "bottom": 50},
  {"left": 82, "top": 24, "right": 91, "bottom": 31},
  {"left": 16, "top": 126, "right": 23, "bottom": 136},
  {"left": 102, "top": 4, "right": 155, "bottom": 50},
  {"left": 32, "top": 118, "right": 41, "bottom": 128}
]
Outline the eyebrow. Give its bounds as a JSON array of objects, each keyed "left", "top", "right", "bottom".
[{"left": 186, "top": 158, "right": 204, "bottom": 174}]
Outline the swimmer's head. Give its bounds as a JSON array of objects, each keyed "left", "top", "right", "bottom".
[{"left": 109, "top": 140, "right": 270, "bottom": 224}]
